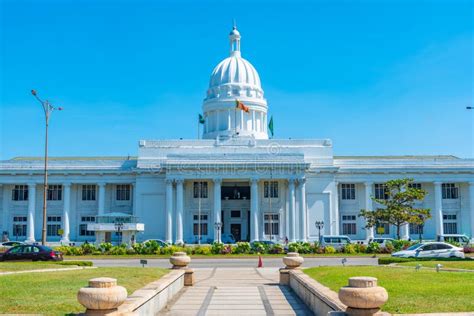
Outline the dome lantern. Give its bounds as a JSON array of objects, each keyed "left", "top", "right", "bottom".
[{"left": 229, "top": 25, "right": 241, "bottom": 57}]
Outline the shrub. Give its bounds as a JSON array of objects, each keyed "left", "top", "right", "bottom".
[
  {"left": 382, "top": 242, "right": 395, "bottom": 254},
  {"left": 251, "top": 242, "right": 267, "bottom": 254},
  {"left": 366, "top": 242, "right": 380, "bottom": 254},
  {"left": 80, "top": 243, "right": 97, "bottom": 255},
  {"left": 99, "top": 242, "right": 113, "bottom": 253},
  {"left": 269, "top": 244, "right": 284, "bottom": 254},
  {"left": 234, "top": 242, "right": 251, "bottom": 254},
  {"left": 193, "top": 245, "right": 212, "bottom": 255},
  {"left": 58, "top": 260, "right": 93, "bottom": 267},
  {"left": 221, "top": 245, "right": 232, "bottom": 255},
  {"left": 159, "top": 245, "right": 185, "bottom": 255},
  {"left": 463, "top": 246, "right": 474, "bottom": 254},
  {"left": 324, "top": 246, "right": 336, "bottom": 254},
  {"left": 342, "top": 244, "right": 356, "bottom": 254},
  {"left": 288, "top": 242, "right": 312, "bottom": 254},
  {"left": 392, "top": 239, "right": 412, "bottom": 251},
  {"left": 354, "top": 243, "right": 367, "bottom": 254},
  {"left": 211, "top": 242, "right": 225, "bottom": 255},
  {"left": 378, "top": 257, "right": 412, "bottom": 265}
]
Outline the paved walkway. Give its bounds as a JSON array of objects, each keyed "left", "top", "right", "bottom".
[{"left": 160, "top": 267, "right": 312, "bottom": 316}]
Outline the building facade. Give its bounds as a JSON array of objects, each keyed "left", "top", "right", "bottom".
[{"left": 1, "top": 27, "right": 473, "bottom": 244}]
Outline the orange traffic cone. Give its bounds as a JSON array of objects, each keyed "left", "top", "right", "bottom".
[{"left": 258, "top": 255, "right": 263, "bottom": 268}]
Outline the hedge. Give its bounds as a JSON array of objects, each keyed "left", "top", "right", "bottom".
[{"left": 57, "top": 260, "right": 93, "bottom": 267}]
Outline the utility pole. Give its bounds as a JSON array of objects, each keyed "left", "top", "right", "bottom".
[{"left": 31, "top": 90, "right": 62, "bottom": 245}]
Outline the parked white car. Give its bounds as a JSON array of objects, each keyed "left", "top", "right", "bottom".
[
  {"left": 369, "top": 238, "right": 396, "bottom": 246},
  {"left": 392, "top": 242, "right": 465, "bottom": 259},
  {"left": 319, "top": 235, "right": 352, "bottom": 249}
]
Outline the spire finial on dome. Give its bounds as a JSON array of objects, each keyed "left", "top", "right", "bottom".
[{"left": 229, "top": 21, "right": 241, "bottom": 57}]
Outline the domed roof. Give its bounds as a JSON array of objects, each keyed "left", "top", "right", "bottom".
[
  {"left": 206, "top": 26, "right": 264, "bottom": 100},
  {"left": 209, "top": 56, "right": 261, "bottom": 89}
]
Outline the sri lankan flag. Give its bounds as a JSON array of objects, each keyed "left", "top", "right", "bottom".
[{"left": 235, "top": 99, "right": 250, "bottom": 113}]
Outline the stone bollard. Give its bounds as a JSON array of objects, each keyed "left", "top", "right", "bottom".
[
  {"left": 338, "top": 277, "right": 389, "bottom": 316},
  {"left": 169, "top": 251, "right": 194, "bottom": 286},
  {"left": 77, "top": 277, "right": 127, "bottom": 315},
  {"left": 279, "top": 252, "right": 304, "bottom": 285}
]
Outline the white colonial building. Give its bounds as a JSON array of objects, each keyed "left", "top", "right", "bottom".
[{"left": 1, "top": 27, "right": 473, "bottom": 245}]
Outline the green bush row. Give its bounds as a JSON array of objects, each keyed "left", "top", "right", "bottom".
[
  {"left": 57, "top": 260, "right": 93, "bottom": 267},
  {"left": 55, "top": 240, "right": 416, "bottom": 256}
]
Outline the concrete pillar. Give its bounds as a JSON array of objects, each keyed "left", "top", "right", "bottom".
[
  {"left": 470, "top": 182, "right": 474, "bottom": 240},
  {"left": 227, "top": 109, "right": 231, "bottom": 130},
  {"left": 132, "top": 182, "right": 137, "bottom": 216},
  {"left": 175, "top": 179, "right": 184, "bottom": 244},
  {"left": 288, "top": 179, "right": 296, "bottom": 242},
  {"left": 98, "top": 183, "right": 106, "bottom": 216},
  {"left": 250, "top": 178, "right": 259, "bottom": 242},
  {"left": 434, "top": 182, "right": 444, "bottom": 237},
  {"left": 252, "top": 110, "right": 256, "bottom": 131},
  {"left": 333, "top": 181, "right": 340, "bottom": 235},
  {"left": 240, "top": 109, "right": 244, "bottom": 131},
  {"left": 298, "top": 178, "right": 307, "bottom": 241},
  {"left": 61, "top": 183, "right": 71, "bottom": 243},
  {"left": 26, "top": 183, "right": 36, "bottom": 243},
  {"left": 365, "top": 182, "right": 375, "bottom": 240},
  {"left": 213, "top": 178, "right": 222, "bottom": 242},
  {"left": 165, "top": 179, "right": 174, "bottom": 244}
]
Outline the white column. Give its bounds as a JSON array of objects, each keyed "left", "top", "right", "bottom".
[
  {"left": 26, "top": 183, "right": 36, "bottom": 243},
  {"left": 289, "top": 178, "right": 296, "bottom": 242},
  {"left": 227, "top": 110, "right": 231, "bottom": 130},
  {"left": 252, "top": 110, "right": 256, "bottom": 131},
  {"left": 264, "top": 114, "right": 267, "bottom": 133},
  {"left": 285, "top": 182, "right": 289, "bottom": 240},
  {"left": 175, "top": 179, "right": 184, "bottom": 244},
  {"left": 213, "top": 178, "right": 222, "bottom": 242},
  {"left": 333, "top": 181, "right": 339, "bottom": 235},
  {"left": 98, "top": 183, "right": 106, "bottom": 215},
  {"left": 165, "top": 179, "right": 173, "bottom": 244},
  {"left": 216, "top": 110, "right": 220, "bottom": 132},
  {"left": 365, "top": 182, "right": 375, "bottom": 240},
  {"left": 434, "top": 182, "right": 444, "bottom": 237},
  {"left": 250, "top": 178, "right": 259, "bottom": 242},
  {"left": 401, "top": 224, "right": 410, "bottom": 240},
  {"left": 61, "top": 183, "right": 71, "bottom": 243},
  {"left": 240, "top": 110, "right": 244, "bottom": 131},
  {"left": 469, "top": 182, "right": 474, "bottom": 240},
  {"left": 298, "top": 178, "right": 307, "bottom": 241}
]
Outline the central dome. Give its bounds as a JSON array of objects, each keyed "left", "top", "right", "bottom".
[
  {"left": 209, "top": 56, "right": 261, "bottom": 90},
  {"left": 202, "top": 26, "right": 269, "bottom": 140},
  {"left": 205, "top": 26, "right": 264, "bottom": 101}
]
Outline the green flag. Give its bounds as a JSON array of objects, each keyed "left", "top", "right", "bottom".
[
  {"left": 268, "top": 116, "right": 274, "bottom": 137},
  {"left": 198, "top": 114, "right": 205, "bottom": 124}
]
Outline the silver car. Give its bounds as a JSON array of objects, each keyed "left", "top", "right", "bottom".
[{"left": 392, "top": 242, "right": 465, "bottom": 259}]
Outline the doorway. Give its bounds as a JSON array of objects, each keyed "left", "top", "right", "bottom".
[{"left": 230, "top": 224, "right": 241, "bottom": 241}]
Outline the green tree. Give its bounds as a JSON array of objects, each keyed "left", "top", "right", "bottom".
[{"left": 359, "top": 178, "right": 431, "bottom": 240}]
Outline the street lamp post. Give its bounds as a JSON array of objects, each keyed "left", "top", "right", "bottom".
[
  {"left": 315, "top": 220, "right": 324, "bottom": 242},
  {"left": 31, "top": 90, "right": 62, "bottom": 245},
  {"left": 214, "top": 222, "right": 222, "bottom": 244}
]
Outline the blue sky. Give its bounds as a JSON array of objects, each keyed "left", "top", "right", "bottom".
[{"left": 1, "top": 0, "right": 473, "bottom": 159}]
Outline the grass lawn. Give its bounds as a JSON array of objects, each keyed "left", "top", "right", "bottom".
[
  {"left": 304, "top": 266, "right": 474, "bottom": 314},
  {"left": 398, "top": 260, "right": 474, "bottom": 270},
  {"left": 0, "top": 267, "right": 168, "bottom": 315},
  {"left": 0, "top": 262, "right": 73, "bottom": 272}
]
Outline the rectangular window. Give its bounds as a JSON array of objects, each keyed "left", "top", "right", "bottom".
[
  {"left": 80, "top": 216, "right": 96, "bottom": 236},
  {"left": 47, "top": 185, "right": 62, "bottom": 201},
  {"left": 193, "top": 214, "right": 208, "bottom": 236},
  {"left": 193, "top": 182, "right": 208, "bottom": 199},
  {"left": 374, "top": 184, "right": 389, "bottom": 200},
  {"left": 443, "top": 214, "right": 458, "bottom": 234},
  {"left": 442, "top": 183, "right": 458, "bottom": 199},
  {"left": 116, "top": 184, "right": 131, "bottom": 201},
  {"left": 409, "top": 223, "right": 423, "bottom": 235},
  {"left": 264, "top": 181, "right": 278, "bottom": 198},
  {"left": 376, "top": 222, "right": 390, "bottom": 235},
  {"left": 12, "top": 185, "right": 28, "bottom": 201},
  {"left": 264, "top": 214, "right": 279, "bottom": 235},
  {"left": 408, "top": 183, "right": 422, "bottom": 190},
  {"left": 341, "top": 215, "right": 357, "bottom": 235},
  {"left": 341, "top": 184, "right": 356, "bottom": 200},
  {"left": 231, "top": 210, "right": 241, "bottom": 218},
  {"left": 47, "top": 216, "right": 62, "bottom": 236},
  {"left": 82, "top": 185, "right": 96, "bottom": 201},
  {"left": 12, "top": 216, "right": 27, "bottom": 237}
]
